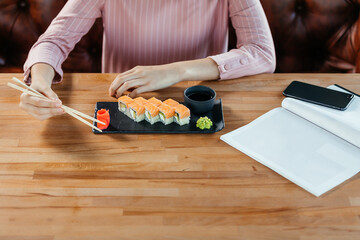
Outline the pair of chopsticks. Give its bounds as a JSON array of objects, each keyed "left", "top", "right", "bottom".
[{"left": 7, "top": 77, "right": 105, "bottom": 132}]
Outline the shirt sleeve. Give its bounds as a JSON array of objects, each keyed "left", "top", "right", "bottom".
[
  {"left": 23, "top": 0, "right": 104, "bottom": 84},
  {"left": 209, "top": 0, "right": 276, "bottom": 80}
]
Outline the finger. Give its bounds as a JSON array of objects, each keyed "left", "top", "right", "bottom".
[
  {"left": 21, "top": 102, "right": 64, "bottom": 117},
  {"left": 109, "top": 69, "right": 136, "bottom": 94},
  {"left": 129, "top": 84, "right": 154, "bottom": 98},
  {"left": 24, "top": 95, "right": 61, "bottom": 108},
  {"left": 39, "top": 86, "right": 60, "bottom": 101},
  {"left": 109, "top": 66, "right": 141, "bottom": 97},
  {"left": 109, "top": 72, "right": 140, "bottom": 96},
  {"left": 116, "top": 67, "right": 137, "bottom": 78},
  {"left": 115, "top": 79, "right": 146, "bottom": 98}
]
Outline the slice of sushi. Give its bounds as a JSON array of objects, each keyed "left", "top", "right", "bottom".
[
  {"left": 163, "top": 98, "right": 179, "bottom": 107},
  {"left": 158, "top": 103, "right": 175, "bottom": 125},
  {"left": 118, "top": 95, "right": 134, "bottom": 117},
  {"left": 174, "top": 104, "right": 190, "bottom": 126},
  {"left": 128, "top": 101, "right": 145, "bottom": 122},
  {"left": 148, "top": 97, "right": 162, "bottom": 107},
  {"left": 134, "top": 97, "right": 148, "bottom": 105},
  {"left": 144, "top": 103, "right": 160, "bottom": 125}
]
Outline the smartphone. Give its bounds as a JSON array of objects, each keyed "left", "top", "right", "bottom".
[{"left": 283, "top": 81, "right": 354, "bottom": 110}]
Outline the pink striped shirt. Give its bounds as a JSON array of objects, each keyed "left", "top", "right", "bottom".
[{"left": 24, "top": 0, "right": 275, "bottom": 83}]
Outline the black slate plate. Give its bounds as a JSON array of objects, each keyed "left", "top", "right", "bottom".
[{"left": 92, "top": 99, "right": 225, "bottom": 134}]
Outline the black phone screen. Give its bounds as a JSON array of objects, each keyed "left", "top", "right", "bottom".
[{"left": 283, "top": 81, "right": 354, "bottom": 110}]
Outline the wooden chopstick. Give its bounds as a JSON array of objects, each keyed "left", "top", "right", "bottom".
[
  {"left": 7, "top": 82, "right": 47, "bottom": 99},
  {"left": 63, "top": 106, "right": 103, "bottom": 132},
  {"left": 12, "top": 77, "right": 43, "bottom": 97},
  {"left": 12, "top": 77, "right": 105, "bottom": 125},
  {"left": 7, "top": 81, "right": 104, "bottom": 132}
]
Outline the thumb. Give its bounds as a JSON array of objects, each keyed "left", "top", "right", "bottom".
[
  {"left": 39, "top": 86, "right": 61, "bottom": 103},
  {"left": 44, "top": 88, "right": 57, "bottom": 99}
]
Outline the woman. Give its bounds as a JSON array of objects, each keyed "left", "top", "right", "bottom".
[{"left": 21, "top": 0, "right": 275, "bottom": 120}]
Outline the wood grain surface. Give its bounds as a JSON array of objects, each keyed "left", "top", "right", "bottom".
[{"left": 0, "top": 73, "right": 359, "bottom": 240}]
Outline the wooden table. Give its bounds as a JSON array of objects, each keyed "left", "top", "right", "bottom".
[{"left": 0, "top": 73, "right": 359, "bottom": 240}]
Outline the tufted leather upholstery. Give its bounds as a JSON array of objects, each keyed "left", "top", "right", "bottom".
[
  {"left": 1, "top": 0, "right": 360, "bottom": 74},
  {"left": 262, "top": 0, "right": 360, "bottom": 73},
  {"left": 0, "top": 0, "right": 102, "bottom": 73}
]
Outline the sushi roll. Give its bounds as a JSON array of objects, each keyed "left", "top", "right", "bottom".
[
  {"left": 163, "top": 98, "right": 179, "bottom": 107},
  {"left": 128, "top": 101, "right": 145, "bottom": 122},
  {"left": 144, "top": 103, "right": 160, "bottom": 125},
  {"left": 158, "top": 103, "right": 175, "bottom": 125},
  {"left": 148, "top": 97, "right": 162, "bottom": 107},
  {"left": 118, "top": 95, "right": 134, "bottom": 117},
  {"left": 174, "top": 104, "right": 190, "bottom": 126}
]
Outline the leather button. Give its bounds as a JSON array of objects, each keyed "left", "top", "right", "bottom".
[
  {"left": 296, "top": 4, "right": 304, "bottom": 11},
  {"left": 17, "top": 0, "right": 29, "bottom": 10},
  {"left": 0, "top": 57, "right": 5, "bottom": 66},
  {"left": 294, "top": 0, "right": 306, "bottom": 14}
]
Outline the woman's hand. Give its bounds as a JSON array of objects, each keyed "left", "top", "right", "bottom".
[
  {"left": 109, "top": 59, "right": 220, "bottom": 98},
  {"left": 109, "top": 63, "right": 183, "bottom": 98},
  {"left": 19, "top": 83, "right": 64, "bottom": 120},
  {"left": 19, "top": 63, "right": 64, "bottom": 120}
]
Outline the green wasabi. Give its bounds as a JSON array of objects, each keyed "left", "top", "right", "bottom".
[{"left": 196, "top": 117, "right": 213, "bottom": 130}]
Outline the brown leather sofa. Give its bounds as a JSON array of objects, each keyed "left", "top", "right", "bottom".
[
  {"left": 0, "top": 0, "right": 103, "bottom": 73},
  {"left": 1, "top": 0, "right": 360, "bottom": 74}
]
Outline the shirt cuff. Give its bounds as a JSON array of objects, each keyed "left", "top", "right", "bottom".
[
  {"left": 209, "top": 49, "right": 252, "bottom": 80},
  {"left": 23, "top": 42, "right": 64, "bottom": 85}
]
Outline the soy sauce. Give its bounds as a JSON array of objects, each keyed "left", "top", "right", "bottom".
[{"left": 188, "top": 92, "right": 213, "bottom": 101}]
